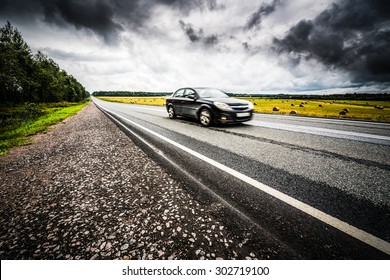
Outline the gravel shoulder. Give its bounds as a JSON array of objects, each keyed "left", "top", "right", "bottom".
[{"left": 0, "top": 103, "right": 283, "bottom": 260}]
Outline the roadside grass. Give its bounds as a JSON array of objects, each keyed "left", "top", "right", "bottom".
[
  {"left": 0, "top": 100, "right": 90, "bottom": 156},
  {"left": 97, "top": 96, "right": 390, "bottom": 123}
]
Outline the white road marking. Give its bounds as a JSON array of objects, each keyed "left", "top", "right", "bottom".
[
  {"left": 95, "top": 102, "right": 390, "bottom": 255},
  {"left": 255, "top": 113, "right": 390, "bottom": 127},
  {"left": 126, "top": 105, "right": 165, "bottom": 112},
  {"left": 248, "top": 120, "right": 390, "bottom": 144}
]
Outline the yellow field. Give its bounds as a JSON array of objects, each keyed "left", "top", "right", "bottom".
[
  {"left": 97, "top": 96, "right": 390, "bottom": 122},
  {"left": 98, "top": 96, "right": 166, "bottom": 106},
  {"left": 241, "top": 98, "right": 390, "bottom": 122}
]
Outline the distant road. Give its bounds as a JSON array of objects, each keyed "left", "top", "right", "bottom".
[{"left": 94, "top": 97, "right": 390, "bottom": 259}]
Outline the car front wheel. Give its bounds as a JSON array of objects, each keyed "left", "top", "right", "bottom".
[
  {"left": 168, "top": 106, "right": 177, "bottom": 119},
  {"left": 199, "top": 108, "right": 212, "bottom": 127}
]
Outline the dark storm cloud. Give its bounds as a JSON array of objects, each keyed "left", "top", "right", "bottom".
[
  {"left": 274, "top": 0, "right": 390, "bottom": 84},
  {"left": 154, "top": 0, "right": 220, "bottom": 12},
  {"left": 0, "top": 0, "right": 124, "bottom": 44},
  {"left": 179, "top": 20, "right": 219, "bottom": 47},
  {"left": 0, "top": 0, "right": 220, "bottom": 44},
  {"left": 42, "top": 0, "right": 123, "bottom": 44},
  {"left": 245, "top": 0, "right": 281, "bottom": 30}
]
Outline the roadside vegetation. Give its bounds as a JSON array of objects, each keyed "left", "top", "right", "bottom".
[
  {"left": 0, "top": 101, "right": 89, "bottom": 155},
  {"left": 0, "top": 22, "right": 89, "bottom": 155},
  {"left": 96, "top": 96, "right": 390, "bottom": 123}
]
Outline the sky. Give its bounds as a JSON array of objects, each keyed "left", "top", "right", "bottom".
[{"left": 1, "top": 0, "right": 389, "bottom": 94}]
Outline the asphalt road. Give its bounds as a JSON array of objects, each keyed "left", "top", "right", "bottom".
[{"left": 93, "top": 97, "right": 390, "bottom": 259}]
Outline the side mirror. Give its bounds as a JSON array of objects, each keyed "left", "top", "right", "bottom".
[{"left": 187, "top": 94, "right": 196, "bottom": 100}]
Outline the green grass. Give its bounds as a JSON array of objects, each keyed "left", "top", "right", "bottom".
[
  {"left": 97, "top": 96, "right": 390, "bottom": 123},
  {"left": 0, "top": 100, "right": 90, "bottom": 156}
]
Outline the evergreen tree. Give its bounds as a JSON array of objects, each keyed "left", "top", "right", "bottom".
[
  {"left": 0, "top": 22, "right": 87, "bottom": 104},
  {"left": 0, "top": 21, "right": 35, "bottom": 103}
]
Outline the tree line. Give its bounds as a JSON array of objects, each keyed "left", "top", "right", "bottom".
[
  {"left": 0, "top": 22, "right": 88, "bottom": 104},
  {"left": 93, "top": 91, "right": 170, "bottom": 97},
  {"left": 229, "top": 93, "right": 389, "bottom": 100}
]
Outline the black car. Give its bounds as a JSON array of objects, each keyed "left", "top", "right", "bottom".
[{"left": 166, "top": 87, "right": 254, "bottom": 126}]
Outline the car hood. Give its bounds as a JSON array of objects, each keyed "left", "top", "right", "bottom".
[{"left": 203, "top": 97, "right": 249, "bottom": 105}]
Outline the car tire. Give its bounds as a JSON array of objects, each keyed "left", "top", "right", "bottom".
[
  {"left": 199, "top": 108, "right": 212, "bottom": 127},
  {"left": 168, "top": 106, "right": 177, "bottom": 119}
]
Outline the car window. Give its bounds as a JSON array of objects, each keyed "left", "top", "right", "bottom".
[
  {"left": 174, "top": 89, "right": 185, "bottom": 97},
  {"left": 196, "top": 88, "right": 229, "bottom": 98},
  {"left": 184, "top": 89, "right": 196, "bottom": 97}
]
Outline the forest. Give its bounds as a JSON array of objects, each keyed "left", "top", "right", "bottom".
[{"left": 0, "top": 21, "right": 88, "bottom": 104}]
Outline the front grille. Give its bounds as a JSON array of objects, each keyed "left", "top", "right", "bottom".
[{"left": 230, "top": 105, "right": 249, "bottom": 111}]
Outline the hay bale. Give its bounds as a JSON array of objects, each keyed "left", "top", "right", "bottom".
[
  {"left": 273, "top": 107, "right": 280, "bottom": 112},
  {"left": 289, "top": 110, "right": 297, "bottom": 115},
  {"left": 319, "top": 104, "right": 323, "bottom": 107},
  {"left": 299, "top": 104, "right": 304, "bottom": 107},
  {"left": 339, "top": 110, "right": 347, "bottom": 115}
]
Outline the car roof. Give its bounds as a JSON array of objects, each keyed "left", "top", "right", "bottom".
[
  {"left": 174, "top": 87, "right": 224, "bottom": 92},
  {"left": 189, "top": 87, "right": 223, "bottom": 91}
]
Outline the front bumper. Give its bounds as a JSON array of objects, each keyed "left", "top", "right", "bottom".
[{"left": 214, "top": 110, "right": 253, "bottom": 124}]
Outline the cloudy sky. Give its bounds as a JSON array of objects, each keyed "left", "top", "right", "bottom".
[{"left": 1, "top": 0, "right": 389, "bottom": 94}]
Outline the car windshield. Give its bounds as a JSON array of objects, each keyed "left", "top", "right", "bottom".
[{"left": 196, "top": 88, "right": 229, "bottom": 98}]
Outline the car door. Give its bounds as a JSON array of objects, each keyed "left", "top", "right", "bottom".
[
  {"left": 181, "top": 88, "right": 198, "bottom": 117},
  {"left": 171, "top": 88, "right": 185, "bottom": 115}
]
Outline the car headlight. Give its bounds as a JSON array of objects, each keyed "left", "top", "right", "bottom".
[
  {"left": 214, "top": 102, "right": 232, "bottom": 111},
  {"left": 247, "top": 101, "right": 254, "bottom": 110}
]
